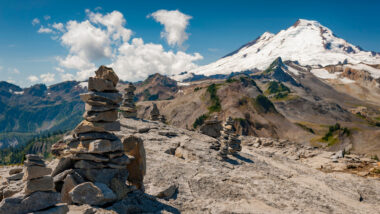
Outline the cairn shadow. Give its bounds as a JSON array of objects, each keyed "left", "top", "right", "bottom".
[
  {"left": 232, "top": 153, "right": 254, "bottom": 163},
  {"left": 224, "top": 158, "right": 240, "bottom": 165},
  {"left": 109, "top": 191, "right": 180, "bottom": 214}
]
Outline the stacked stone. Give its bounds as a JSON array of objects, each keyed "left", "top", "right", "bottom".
[
  {"left": 0, "top": 154, "right": 61, "bottom": 214},
  {"left": 218, "top": 117, "right": 241, "bottom": 158},
  {"left": 120, "top": 83, "right": 137, "bottom": 118},
  {"left": 150, "top": 103, "right": 160, "bottom": 121},
  {"left": 49, "top": 66, "right": 133, "bottom": 206}
]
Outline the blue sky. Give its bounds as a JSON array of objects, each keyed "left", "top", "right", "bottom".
[{"left": 0, "top": 0, "right": 379, "bottom": 86}]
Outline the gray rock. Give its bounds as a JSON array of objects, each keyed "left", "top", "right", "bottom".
[
  {"left": 88, "top": 77, "right": 116, "bottom": 92},
  {"left": 32, "top": 204, "right": 69, "bottom": 214},
  {"left": 84, "top": 110, "right": 118, "bottom": 122},
  {"left": 53, "top": 169, "right": 74, "bottom": 183},
  {"left": 24, "top": 176, "right": 54, "bottom": 195},
  {"left": 23, "top": 165, "right": 52, "bottom": 180},
  {"left": 85, "top": 103, "right": 118, "bottom": 112},
  {"left": 51, "top": 157, "right": 73, "bottom": 177},
  {"left": 80, "top": 92, "right": 122, "bottom": 105},
  {"left": 6, "top": 172, "right": 24, "bottom": 182},
  {"left": 69, "top": 182, "right": 117, "bottom": 206},
  {"left": 74, "top": 168, "right": 127, "bottom": 186},
  {"left": 0, "top": 191, "right": 60, "bottom": 214},
  {"left": 8, "top": 168, "right": 22, "bottom": 175},
  {"left": 71, "top": 153, "right": 109, "bottom": 162},
  {"left": 88, "top": 139, "right": 123, "bottom": 154},
  {"left": 61, "top": 174, "right": 78, "bottom": 204},
  {"left": 76, "top": 132, "right": 118, "bottom": 141},
  {"left": 110, "top": 155, "right": 130, "bottom": 165},
  {"left": 74, "top": 160, "right": 106, "bottom": 169}
]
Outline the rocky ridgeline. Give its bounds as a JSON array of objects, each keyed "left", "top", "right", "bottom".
[
  {"left": 218, "top": 117, "right": 242, "bottom": 159},
  {"left": 119, "top": 83, "right": 137, "bottom": 118}
]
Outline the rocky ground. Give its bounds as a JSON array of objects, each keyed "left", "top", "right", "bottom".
[{"left": 1, "top": 118, "right": 380, "bottom": 213}]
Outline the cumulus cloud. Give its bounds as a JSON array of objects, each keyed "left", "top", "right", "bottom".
[
  {"left": 52, "top": 22, "right": 64, "bottom": 32},
  {"left": 35, "top": 9, "right": 202, "bottom": 82},
  {"left": 32, "top": 18, "right": 40, "bottom": 26},
  {"left": 148, "top": 9, "right": 192, "bottom": 47},
  {"left": 38, "top": 26, "right": 53, "bottom": 34},
  {"left": 28, "top": 75, "right": 39, "bottom": 82},
  {"left": 40, "top": 73, "right": 55, "bottom": 83}
]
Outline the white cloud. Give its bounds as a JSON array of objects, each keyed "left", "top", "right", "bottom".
[
  {"left": 40, "top": 73, "right": 55, "bottom": 83},
  {"left": 38, "top": 26, "right": 53, "bottom": 34},
  {"left": 37, "top": 9, "right": 202, "bottom": 82},
  {"left": 111, "top": 38, "right": 202, "bottom": 81},
  {"left": 52, "top": 22, "right": 64, "bottom": 32},
  {"left": 28, "top": 75, "right": 39, "bottom": 82},
  {"left": 44, "top": 15, "right": 51, "bottom": 20},
  {"left": 32, "top": 18, "right": 40, "bottom": 26},
  {"left": 148, "top": 9, "right": 192, "bottom": 47}
]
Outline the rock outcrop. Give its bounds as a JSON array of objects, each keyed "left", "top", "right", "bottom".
[
  {"left": 200, "top": 116, "right": 222, "bottom": 138},
  {"left": 120, "top": 83, "right": 137, "bottom": 118}
]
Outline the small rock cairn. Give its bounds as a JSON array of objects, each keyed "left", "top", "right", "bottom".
[
  {"left": 52, "top": 66, "right": 132, "bottom": 206},
  {"left": 219, "top": 117, "right": 242, "bottom": 159},
  {"left": 150, "top": 103, "right": 160, "bottom": 121},
  {"left": 0, "top": 155, "right": 61, "bottom": 214},
  {"left": 120, "top": 83, "right": 137, "bottom": 118}
]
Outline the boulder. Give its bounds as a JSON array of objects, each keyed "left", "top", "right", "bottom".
[
  {"left": 24, "top": 176, "right": 54, "bottom": 195},
  {"left": 84, "top": 110, "right": 118, "bottom": 122},
  {"left": 61, "top": 174, "right": 78, "bottom": 204},
  {"left": 0, "top": 191, "right": 60, "bottom": 214},
  {"left": 122, "top": 135, "right": 146, "bottom": 189},
  {"left": 73, "top": 120, "right": 120, "bottom": 134},
  {"left": 23, "top": 166, "right": 52, "bottom": 180},
  {"left": 88, "top": 139, "right": 123, "bottom": 154},
  {"left": 88, "top": 77, "right": 116, "bottom": 92},
  {"left": 69, "top": 182, "right": 117, "bottom": 206},
  {"left": 95, "top": 65, "right": 119, "bottom": 86},
  {"left": 53, "top": 169, "right": 74, "bottom": 183},
  {"left": 74, "top": 168, "right": 127, "bottom": 186}
]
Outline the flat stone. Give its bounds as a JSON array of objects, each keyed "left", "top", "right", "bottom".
[
  {"left": 9, "top": 168, "right": 23, "bottom": 175},
  {"left": 23, "top": 165, "right": 52, "bottom": 180},
  {"left": 61, "top": 174, "right": 78, "bottom": 204},
  {"left": 84, "top": 110, "right": 118, "bottom": 122},
  {"left": 76, "top": 132, "right": 118, "bottom": 141},
  {"left": 74, "top": 160, "right": 106, "bottom": 169},
  {"left": 88, "top": 139, "right": 123, "bottom": 154},
  {"left": 0, "top": 191, "right": 60, "bottom": 214},
  {"left": 25, "top": 154, "right": 43, "bottom": 161},
  {"left": 6, "top": 172, "right": 24, "bottom": 182},
  {"left": 88, "top": 77, "right": 116, "bottom": 92},
  {"left": 72, "top": 153, "right": 109, "bottom": 162},
  {"left": 69, "top": 182, "right": 117, "bottom": 206},
  {"left": 85, "top": 103, "right": 118, "bottom": 112},
  {"left": 108, "top": 152, "right": 124, "bottom": 159},
  {"left": 24, "top": 176, "right": 54, "bottom": 195},
  {"left": 80, "top": 92, "right": 122, "bottom": 105},
  {"left": 24, "top": 159, "right": 46, "bottom": 167},
  {"left": 95, "top": 65, "right": 119, "bottom": 86},
  {"left": 73, "top": 120, "right": 120, "bottom": 134}
]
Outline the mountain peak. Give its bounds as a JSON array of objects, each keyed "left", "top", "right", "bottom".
[{"left": 293, "top": 19, "right": 321, "bottom": 28}]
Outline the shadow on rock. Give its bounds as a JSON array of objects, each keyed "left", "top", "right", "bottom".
[
  {"left": 232, "top": 153, "right": 254, "bottom": 163},
  {"left": 108, "top": 190, "right": 180, "bottom": 214}
]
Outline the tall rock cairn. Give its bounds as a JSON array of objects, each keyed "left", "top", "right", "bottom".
[
  {"left": 50, "top": 66, "right": 132, "bottom": 206},
  {"left": 150, "top": 103, "right": 160, "bottom": 121},
  {"left": 0, "top": 155, "right": 61, "bottom": 214},
  {"left": 120, "top": 83, "right": 137, "bottom": 118},
  {"left": 218, "top": 117, "right": 242, "bottom": 158}
]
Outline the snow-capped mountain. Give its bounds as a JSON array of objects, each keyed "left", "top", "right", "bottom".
[{"left": 187, "top": 19, "right": 380, "bottom": 77}]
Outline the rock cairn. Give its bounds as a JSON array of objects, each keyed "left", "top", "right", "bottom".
[
  {"left": 120, "top": 83, "right": 137, "bottom": 118},
  {"left": 150, "top": 103, "right": 160, "bottom": 121},
  {"left": 50, "top": 66, "right": 133, "bottom": 206},
  {"left": 218, "top": 117, "right": 242, "bottom": 159},
  {"left": 0, "top": 155, "right": 61, "bottom": 214}
]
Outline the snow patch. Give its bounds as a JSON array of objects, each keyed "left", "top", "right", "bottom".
[
  {"left": 13, "top": 91, "right": 24, "bottom": 95},
  {"left": 311, "top": 69, "right": 338, "bottom": 79},
  {"left": 78, "top": 81, "right": 88, "bottom": 89}
]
